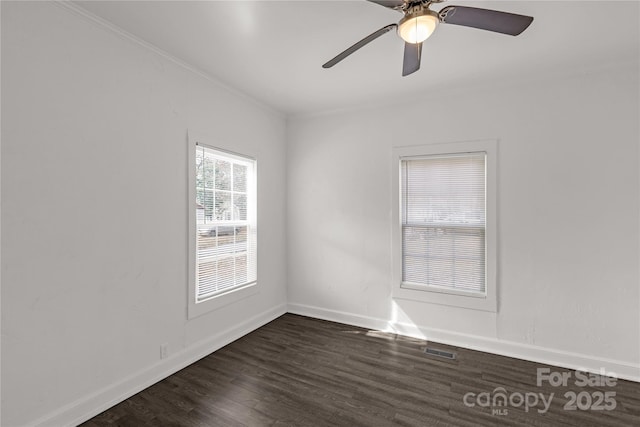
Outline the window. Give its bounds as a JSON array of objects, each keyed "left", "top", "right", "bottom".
[
  {"left": 188, "top": 135, "right": 257, "bottom": 318},
  {"left": 392, "top": 140, "right": 497, "bottom": 312},
  {"left": 402, "top": 153, "right": 486, "bottom": 293}
]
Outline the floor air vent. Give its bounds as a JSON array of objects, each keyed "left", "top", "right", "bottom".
[{"left": 424, "top": 348, "right": 456, "bottom": 360}]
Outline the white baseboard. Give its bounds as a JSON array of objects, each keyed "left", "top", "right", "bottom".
[
  {"left": 32, "top": 303, "right": 287, "bottom": 427},
  {"left": 26, "top": 301, "right": 639, "bottom": 426},
  {"left": 287, "top": 303, "right": 640, "bottom": 383}
]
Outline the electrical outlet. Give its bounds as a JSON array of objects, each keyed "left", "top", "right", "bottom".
[{"left": 160, "top": 343, "right": 169, "bottom": 360}]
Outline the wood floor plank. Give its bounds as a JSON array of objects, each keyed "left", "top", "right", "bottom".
[{"left": 81, "top": 314, "right": 640, "bottom": 426}]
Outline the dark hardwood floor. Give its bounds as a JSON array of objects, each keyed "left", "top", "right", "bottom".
[{"left": 82, "top": 314, "right": 640, "bottom": 426}]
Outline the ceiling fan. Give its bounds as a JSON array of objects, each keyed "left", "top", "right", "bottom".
[{"left": 322, "top": 0, "right": 534, "bottom": 76}]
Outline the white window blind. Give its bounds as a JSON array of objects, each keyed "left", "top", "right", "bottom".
[
  {"left": 195, "top": 145, "right": 257, "bottom": 302},
  {"left": 401, "top": 153, "right": 486, "bottom": 294}
]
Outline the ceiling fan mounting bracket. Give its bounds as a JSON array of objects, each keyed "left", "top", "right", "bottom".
[
  {"left": 404, "top": 2, "right": 432, "bottom": 15},
  {"left": 400, "top": 5, "right": 439, "bottom": 21},
  {"left": 403, "top": 0, "right": 445, "bottom": 13}
]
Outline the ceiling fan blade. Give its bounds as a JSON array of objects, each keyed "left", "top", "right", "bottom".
[
  {"left": 402, "top": 42, "right": 422, "bottom": 77},
  {"left": 366, "top": 0, "right": 406, "bottom": 11},
  {"left": 323, "top": 24, "right": 397, "bottom": 69},
  {"left": 439, "top": 6, "right": 533, "bottom": 36}
]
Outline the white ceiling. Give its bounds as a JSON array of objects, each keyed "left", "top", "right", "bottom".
[{"left": 74, "top": 0, "right": 639, "bottom": 116}]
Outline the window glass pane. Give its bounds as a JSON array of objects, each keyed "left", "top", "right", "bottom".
[
  {"left": 197, "top": 226, "right": 217, "bottom": 258},
  {"left": 196, "top": 189, "right": 205, "bottom": 222},
  {"left": 196, "top": 149, "right": 204, "bottom": 189},
  {"left": 217, "top": 225, "right": 235, "bottom": 247},
  {"left": 404, "top": 155, "right": 485, "bottom": 226},
  {"left": 233, "top": 163, "right": 247, "bottom": 192},
  {"left": 235, "top": 226, "right": 247, "bottom": 253},
  {"left": 234, "top": 254, "right": 247, "bottom": 285},
  {"left": 197, "top": 260, "right": 217, "bottom": 296},
  {"left": 214, "top": 191, "right": 232, "bottom": 221},
  {"left": 216, "top": 257, "right": 235, "bottom": 291},
  {"left": 203, "top": 156, "right": 214, "bottom": 189},
  {"left": 203, "top": 190, "right": 214, "bottom": 223},
  {"left": 215, "top": 159, "right": 231, "bottom": 190},
  {"left": 234, "top": 193, "right": 247, "bottom": 221}
]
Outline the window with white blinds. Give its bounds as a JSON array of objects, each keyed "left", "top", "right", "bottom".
[
  {"left": 401, "top": 153, "right": 486, "bottom": 294},
  {"left": 194, "top": 144, "right": 257, "bottom": 303}
]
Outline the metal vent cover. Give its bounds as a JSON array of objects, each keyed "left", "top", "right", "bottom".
[{"left": 424, "top": 347, "right": 457, "bottom": 360}]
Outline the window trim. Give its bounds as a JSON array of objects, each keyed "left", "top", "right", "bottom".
[
  {"left": 391, "top": 139, "right": 497, "bottom": 312},
  {"left": 187, "top": 133, "right": 258, "bottom": 319}
]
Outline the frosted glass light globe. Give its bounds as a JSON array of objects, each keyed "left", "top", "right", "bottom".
[{"left": 398, "top": 11, "right": 439, "bottom": 44}]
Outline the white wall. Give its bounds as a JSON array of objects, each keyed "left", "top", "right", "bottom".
[
  {"left": 1, "top": 2, "right": 287, "bottom": 426},
  {"left": 287, "top": 61, "right": 640, "bottom": 379}
]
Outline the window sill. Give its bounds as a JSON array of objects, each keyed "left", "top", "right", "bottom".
[
  {"left": 400, "top": 282, "right": 487, "bottom": 298},
  {"left": 393, "top": 282, "right": 496, "bottom": 312},
  {"left": 188, "top": 281, "right": 259, "bottom": 319}
]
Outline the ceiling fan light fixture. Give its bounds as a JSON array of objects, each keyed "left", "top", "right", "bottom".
[{"left": 398, "top": 10, "right": 439, "bottom": 44}]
